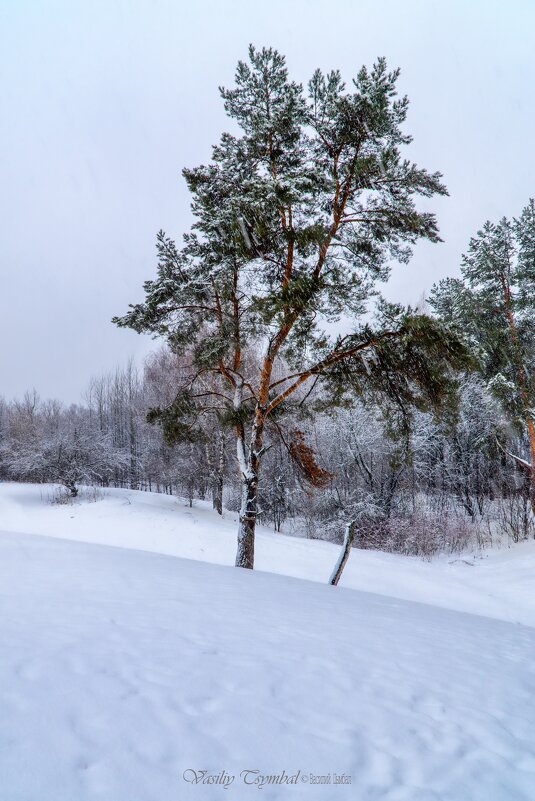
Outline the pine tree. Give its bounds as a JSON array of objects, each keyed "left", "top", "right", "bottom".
[
  {"left": 114, "top": 46, "right": 469, "bottom": 568},
  {"left": 430, "top": 201, "right": 535, "bottom": 511}
]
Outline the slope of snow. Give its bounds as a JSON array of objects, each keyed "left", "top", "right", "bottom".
[
  {"left": 1, "top": 527, "right": 535, "bottom": 801},
  {"left": 2, "top": 481, "right": 535, "bottom": 627}
]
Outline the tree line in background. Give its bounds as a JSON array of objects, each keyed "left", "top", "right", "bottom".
[{"left": 0, "top": 330, "right": 533, "bottom": 555}]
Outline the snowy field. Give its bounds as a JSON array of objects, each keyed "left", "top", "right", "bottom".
[{"left": 1, "top": 483, "right": 535, "bottom": 800}]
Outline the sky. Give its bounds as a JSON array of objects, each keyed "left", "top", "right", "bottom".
[{"left": 1, "top": 0, "right": 534, "bottom": 402}]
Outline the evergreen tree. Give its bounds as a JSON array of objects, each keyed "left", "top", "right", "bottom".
[
  {"left": 114, "top": 46, "right": 469, "bottom": 568},
  {"left": 430, "top": 200, "right": 535, "bottom": 511}
]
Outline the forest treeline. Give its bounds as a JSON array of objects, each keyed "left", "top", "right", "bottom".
[{"left": 0, "top": 347, "right": 533, "bottom": 555}]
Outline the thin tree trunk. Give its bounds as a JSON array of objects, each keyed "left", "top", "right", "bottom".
[
  {"left": 212, "top": 431, "right": 225, "bottom": 515},
  {"left": 329, "top": 521, "right": 357, "bottom": 586},
  {"left": 496, "top": 436, "right": 535, "bottom": 516}
]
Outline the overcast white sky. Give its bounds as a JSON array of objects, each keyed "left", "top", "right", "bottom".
[{"left": 1, "top": 0, "right": 534, "bottom": 402}]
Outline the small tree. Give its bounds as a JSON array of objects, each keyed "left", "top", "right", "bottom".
[
  {"left": 114, "top": 46, "right": 469, "bottom": 568},
  {"left": 1, "top": 395, "right": 129, "bottom": 496}
]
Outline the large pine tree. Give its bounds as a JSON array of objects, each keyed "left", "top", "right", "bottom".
[
  {"left": 430, "top": 201, "right": 535, "bottom": 511},
  {"left": 114, "top": 46, "right": 468, "bottom": 568}
]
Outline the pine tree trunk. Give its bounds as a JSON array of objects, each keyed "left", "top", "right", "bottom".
[
  {"left": 527, "top": 418, "right": 535, "bottom": 517},
  {"left": 235, "top": 405, "right": 265, "bottom": 569},
  {"left": 235, "top": 475, "right": 257, "bottom": 569},
  {"left": 501, "top": 277, "right": 535, "bottom": 515}
]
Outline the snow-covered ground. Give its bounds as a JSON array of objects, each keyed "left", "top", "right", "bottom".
[
  {"left": 1, "top": 482, "right": 535, "bottom": 800},
  {"left": 4, "top": 482, "right": 535, "bottom": 626}
]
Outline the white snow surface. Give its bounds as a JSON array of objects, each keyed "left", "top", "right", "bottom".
[{"left": 1, "top": 482, "right": 535, "bottom": 800}]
